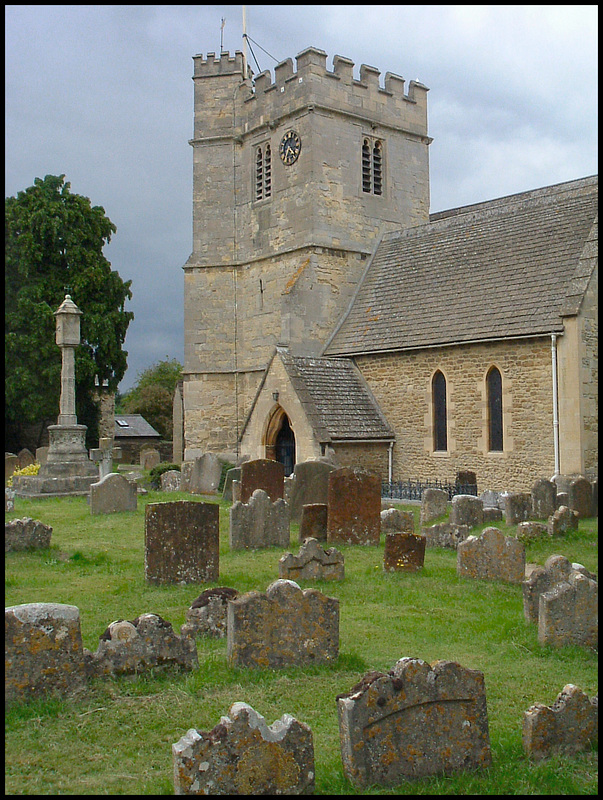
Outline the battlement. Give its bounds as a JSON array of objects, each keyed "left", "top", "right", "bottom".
[{"left": 192, "top": 47, "right": 429, "bottom": 138}]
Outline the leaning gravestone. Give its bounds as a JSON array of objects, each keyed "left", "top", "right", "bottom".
[
  {"left": 172, "top": 702, "right": 315, "bottom": 795},
  {"left": 90, "top": 472, "right": 137, "bottom": 514},
  {"left": 521, "top": 554, "right": 596, "bottom": 624},
  {"left": 5, "top": 517, "right": 52, "bottom": 552},
  {"left": 504, "top": 492, "right": 533, "bottom": 524},
  {"left": 227, "top": 579, "right": 339, "bottom": 669},
  {"left": 145, "top": 501, "right": 219, "bottom": 584},
  {"left": 221, "top": 467, "right": 241, "bottom": 502},
  {"left": 538, "top": 572, "right": 598, "bottom": 649},
  {"left": 84, "top": 613, "right": 198, "bottom": 678},
  {"left": 327, "top": 467, "right": 381, "bottom": 545},
  {"left": 522, "top": 684, "right": 598, "bottom": 761},
  {"left": 287, "top": 459, "right": 336, "bottom": 522},
  {"left": 337, "top": 657, "right": 492, "bottom": 787},
  {"left": 279, "top": 537, "right": 345, "bottom": 581},
  {"left": 229, "top": 488, "right": 290, "bottom": 550},
  {"left": 180, "top": 587, "right": 240, "bottom": 639},
  {"left": 383, "top": 532, "right": 426, "bottom": 573},
  {"left": 547, "top": 505, "right": 579, "bottom": 536},
  {"left": 299, "top": 503, "right": 328, "bottom": 543},
  {"left": 5, "top": 603, "right": 88, "bottom": 706},
  {"left": 240, "top": 458, "right": 285, "bottom": 503},
  {"left": 457, "top": 527, "right": 525, "bottom": 584}
]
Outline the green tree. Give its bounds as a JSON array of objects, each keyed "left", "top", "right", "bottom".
[
  {"left": 118, "top": 358, "right": 183, "bottom": 440},
  {"left": 5, "top": 174, "right": 134, "bottom": 450}
]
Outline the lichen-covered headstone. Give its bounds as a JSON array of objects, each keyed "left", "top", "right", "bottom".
[
  {"left": 161, "top": 469, "right": 182, "bottom": 492},
  {"left": 383, "top": 532, "right": 426, "bottom": 572},
  {"left": 337, "top": 657, "right": 492, "bottom": 786},
  {"left": 568, "top": 476, "right": 594, "bottom": 519},
  {"left": 227, "top": 579, "right": 339, "bottom": 669},
  {"left": 5, "top": 517, "right": 52, "bottom": 552},
  {"left": 530, "top": 478, "right": 557, "bottom": 520},
  {"left": 5, "top": 603, "right": 87, "bottom": 706},
  {"left": 420, "top": 487, "right": 448, "bottom": 524},
  {"left": 279, "top": 537, "right": 344, "bottom": 581},
  {"left": 523, "top": 684, "right": 598, "bottom": 761},
  {"left": 299, "top": 503, "right": 328, "bottom": 543},
  {"left": 547, "top": 505, "right": 579, "bottom": 536},
  {"left": 145, "top": 501, "right": 219, "bottom": 584},
  {"left": 457, "top": 527, "right": 525, "bottom": 584},
  {"left": 503, "top": 492, "right": 532, "bottom": 524},
  {"left": 229, "top": 488, "right": 290, "bottom": 550},
  {"left": 538, "top": 572, "right": 598, "bottom": 648},
  {"left": 381, "top": 507, "right": 415, "bottom": 533},
  {"left": 522, "top": 554, "right": 595, "bottom": 624},
  {"left": 327, "top": 467, "right": 381, "bottom": 545},
  {"left": 180, "top": 587, "right": 240, "bottom": 639},
  {"left": 84, "top": 613, "right": 198, "bottom": 677},
  {"left": 450, "top": 494, "right": 484, "bottom": 528},
  {"left": 172, "top": 702, "right": 315, "bottom": 795},
  {"left": 423, "top": 521, "right": 471, "bottom": 549}
]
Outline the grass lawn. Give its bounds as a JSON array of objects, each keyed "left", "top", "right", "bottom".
[{"left": 5, "top": 490, "right": 598, "bottom": 795}]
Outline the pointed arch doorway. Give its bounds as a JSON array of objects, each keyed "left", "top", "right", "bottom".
[{"left": 264, "top": 405, "right": 296, "bottom": 476}]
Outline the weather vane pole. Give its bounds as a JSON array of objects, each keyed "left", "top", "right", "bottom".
[
  {"left": 242, "top": 5, "right": 248, "bottom": 77},
  {"left": 220, "top": 16, "right": 225, "bottom": 52}
]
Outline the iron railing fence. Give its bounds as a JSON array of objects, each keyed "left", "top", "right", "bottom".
[{"left": 382, "top": 479, "right": 478, "bottom": 502}]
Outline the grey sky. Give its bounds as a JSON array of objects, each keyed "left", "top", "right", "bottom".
[{"left": 5, "top": 5, "right": 598, "bottom": 391}]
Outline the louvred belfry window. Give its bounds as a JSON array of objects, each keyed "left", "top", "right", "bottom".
[
  {"left": 255, "top": 143, "right": 272, "bottom": 201},
  {"left": 362, "top": 137, "right": 384, "bottom": 195}
]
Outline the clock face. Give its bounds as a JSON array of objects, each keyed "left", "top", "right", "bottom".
[{"left": 279, "top": 130, "right": 301, "bottom": 165}]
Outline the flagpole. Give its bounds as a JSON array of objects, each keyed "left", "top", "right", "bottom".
[{"left": 242, "top": 5, "right": 248, "bottom": 77}]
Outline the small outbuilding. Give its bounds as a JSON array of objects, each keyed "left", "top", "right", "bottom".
[{"left": 113, "top": 414, "right": 162, "bottom": 464}]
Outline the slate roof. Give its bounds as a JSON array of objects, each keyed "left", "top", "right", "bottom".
[
  {"left": 114, "top": 414, "right": 161, "bottom": 438},
  {"left": 278, "top": 349, "right": 394, "bottom": 442},
  {"left": 324, "top": 176, "right": 598, "bottom": 356}
]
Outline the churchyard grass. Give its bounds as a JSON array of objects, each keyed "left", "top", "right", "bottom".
[{"left": 5, "top": 493, "right": 598, "bottom": 795}]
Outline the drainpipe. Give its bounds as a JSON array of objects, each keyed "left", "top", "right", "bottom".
[
  {"left": 388, "top": 441, "right": 394, "bottom": 483},
  {"left": 551, "top": 333, "right": 560, "bottom": 480}
]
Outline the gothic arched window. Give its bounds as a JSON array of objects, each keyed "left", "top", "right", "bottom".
[
  {"left": 432, "top": 370, "right": 447, "bottom": 452},
  {"left": 487, "top": 366, "right": 504, "bottom": 451}
]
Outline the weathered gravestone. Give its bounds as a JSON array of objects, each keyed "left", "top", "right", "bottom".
[
  {"left": 227, "top": 579, "right": 339, "bottom": 669},
  {"left": 522, "top": 684, "right": 598, "bottom": 761},
  {"left": 188, "top": 452, "right": 223, "bottom": 494},
  {"left": 180, "top": 587, "right": 240, "bottom": 639},
  {"left": 279, "top": 537, "right": 345, "bottom": 581},
  {"left": 381, "top": 507, "right": 415, "bottom": 533},
  {"left": 547, "top": 505, "right": 579, "bottom": 536},
  {"left": 5, "top": 453, "right": 19, "bottom": 485},
  {"left": 90, "top": 472, "right": 137, "bottom": 514},
  {"left": 229, "top": 488, "right": 290, "bottom": 550},
  {"left": 383, "top": 532, "right": 426, "bottom": 573},
  {"left": 84, "top": 613, "right": 198, "bottom": 678},
  {"left": 327, "top": 467, "right": 381, "bottom": 545},
  {"left": 568, "top": 476, "right": 594, "bottom": 519},
  {"left": 521, "top": 554, "right": 596, "bottom": 624},
  {"left": 455, "top": 470, "right": 477, "bottom": 490},
  {"left": 17, "top": 448, "right": 36, "bottom": 469},
  {"left": 457, "top": 527, "right": 525, "bottom": 584},
  {"left": 503, "top": 492, "right": 533, "bottom": 524},
  {"left": 516, "top": 521, "right": 548, "bottom": 542},
  {"left": 538, "top": 572, "right": 598, "bottom": 649},
  {"left": 5, "top": 486, "right": 16, "bottom": 513},
  {"left": 145, "top": 501, "right": 219, "bottom": 584},
  {"left": 420, "top": 487, "right": 448, "bottom": 524},
  {"left": 450, "top": 494, "right": 484, "bottom": 528},
  {"left": 337, "top": 657, "right": 492, "bottom": 787},
  {"left": 35, "top": 445, "right": 49, "bottom": 465},
  {"left": 299, "top": 503, "right": 328, "bottom": 542},
  {"left": 423, "top": 521, "right": 471, "bottom": 549},
  {"left": 172, "top": 702, "right": 315, "bottom": 795},
  {"left": 161, "top": 469, "right": 182, "bottom": 492},
  {"left": 287, "top": 459, "right": 336, "bottom": 522},
  {"left": 240, "top": 458, "right": 285, "bottom": 503},
  {"left": 221, "top": 466, "right": 240, "bottom": 502},
  {"left": 5, "top": 517, "right": 52, "bottom": 552},
  {"left": 5, "top": 603, "right": 88, "bottom": 706},
  {"left": 531, "top": 478, "right": 557, "bottom": 520},
  {"left": 140, "top": 447, "right": 161, "bottom": 470}
]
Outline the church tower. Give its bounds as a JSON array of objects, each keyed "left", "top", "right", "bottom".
[{"left": 182, "top": 47, "right": 431, "bottom": 458}]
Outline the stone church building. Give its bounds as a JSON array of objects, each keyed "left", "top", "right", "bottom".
[{"left": 178, "top": 46, "right": 597, "bottom": 492}]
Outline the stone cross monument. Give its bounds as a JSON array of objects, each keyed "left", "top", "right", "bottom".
[{"left": 12, "top": 295, "right": 99, "bottom": 497}]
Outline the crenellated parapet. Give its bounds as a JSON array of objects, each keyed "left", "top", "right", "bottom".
[{"left": 192, "top": 46, "right": 429, "bottom": 141}]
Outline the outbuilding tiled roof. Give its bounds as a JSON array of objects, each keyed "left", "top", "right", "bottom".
[
  {"left": 279, "top": 349, "right": 394, "bottom": 442},
  {"left": 324, "top": 176, "right": 597, "bottom": 356},
  {"left": 114, "top": 414, "right": 161, "bottom": 438}
]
